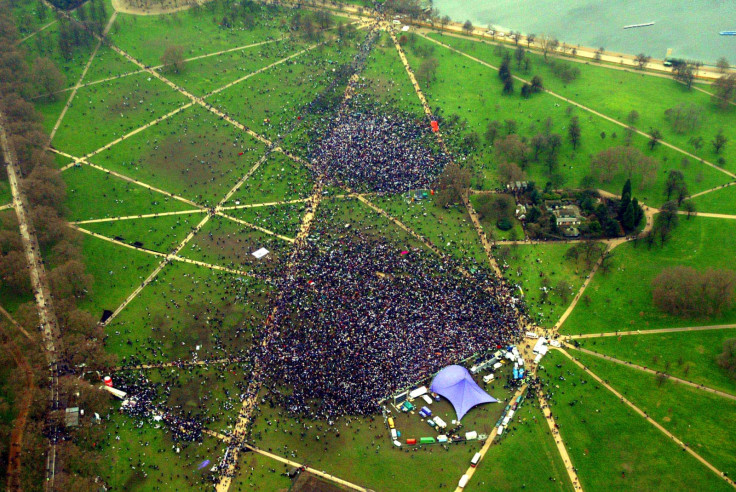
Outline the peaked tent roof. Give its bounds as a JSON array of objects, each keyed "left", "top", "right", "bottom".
[{"left": 430, "top": 365, "right": 497, "bottom": 421}]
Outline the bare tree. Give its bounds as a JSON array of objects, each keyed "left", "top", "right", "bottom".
[
  {"left": 160, "top": 45, "right": 186, "bottom": 73},
  {"left": 462, "top": 19, "right": 474, "bottom": 35},
  {"left": 32, "top": 57, "right": 65, "bottom": 101},
  {"left": 539, "top": 34, "right": 559, "bottom": 60},
  {"left": 635, "top": 53, "right": 651, "bottom": 70}
]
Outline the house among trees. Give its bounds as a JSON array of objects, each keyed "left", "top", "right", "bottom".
[{"left": 551, "top": 204, "right": 582, "bottom": 237}]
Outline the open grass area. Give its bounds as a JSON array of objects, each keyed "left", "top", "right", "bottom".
[
  {"left": 63, "top": 164, "right": 196, "bottom": 221},
  {"left": 75, "top": 233, "right": 161, "bottom": 320},
  {"left": 572, "top": 349, "right": 736, "bottom": 479},
  {"left": 231, "top": 452, "right": 292, "bottom": 492},
  {"left": 496, "top": 241, "right": 597, "bottom": 328},
  {"left": 428, "top": 33, "right": 736, "bottom": 188},
  {"left": 576, "top": 328, "right": 736, "bottom": 395},
  {"left": 105, "top": 261, "right": 271, "bottom": 364},
  {"left": 224, "top": 152, "right": 314, "bottom": 207},
  {"left": 11, "top": 0, "right": 54, "bottom": 37},
  {"left": 180, "top": 215, "right": 292, "bottom": 277},
  {"left": 693, "top": 185, "right": 736, "bottom": 215},
  {"left": 226, "top": 203, "right": 303, "bottom": 239},
  {"left": 542, "top": 350, "right": 732, "bottom": 491},
  {"left": 372, "top": 193, "right": 488, "bottom": 267},
  {"left": 82, "top": 212, "right": 203, "bottom": 254},
  {"left": 562, "top": 216, "right": 736, "bottom": 335},
  {"left": 50, "top": 71, "right": 189, "bottom": 157},
  {"left": 80, "top": 43, "right": 140, "bottom": 85},
  {"left": 466, "top": 402, "right": 572, "bottom": 492},
  {"left": 93, "top": 104, "right": 269, "bottom": 206},
  {"left": 401, "top": 34, "right": 731, "bottom": 207}
]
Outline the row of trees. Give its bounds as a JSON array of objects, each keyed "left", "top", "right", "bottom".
[
  {"left": 652, "top": 266, "right": 736, "bottom": 317},
  {"left": 0, "top": 3, "right": 114, "bottom": 488}
]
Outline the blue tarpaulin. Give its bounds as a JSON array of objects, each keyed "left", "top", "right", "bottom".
[{"left": 430, "top": 365, "right": 497, "bottom": 421}]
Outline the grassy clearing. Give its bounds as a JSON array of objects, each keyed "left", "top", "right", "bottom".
[
  {"left": 51, "top": 71, "right": 189, "bottom": 156},
  {"left": 576, "top": 328, "right": 736, "bottom": 395},
  {"left": 0, "top": 168, "right": 12, "bottom": 205},
  {"left": 63, "top": 164, "right": 195, "bottom": 221},
  {"left": 180, "top": 215, "right": 292, "bottom": 277},
  {"left": 94, "top": 104, "right": 269, "bottom": 206},
  {"left": 428, "top": 33, "right": 736, "bottom": 187},
  {"left": 75, "top": 233, "right": 161, "bottom": 319},
  {"left": 225, "top": 152, "right": 313, "bottom": 207},
  {"left": 231, "top": 452, "right": 292, "bottom": 491},
  {"left": 105, "top": 261, "right": 271, "bottom": 363},
  {"left": 208, "top": 38, "right": 359, "bottom": 142},
  {"left": 466, "top": 402, "right": 572, "bottom": 492},
  {"left": 495, "top": 242, "right": 596, "bottom": 328},
  {"left": 562, "top": 216, "right": 736, "bottom": 335},
  {"left": 226, "top": 203, "right": 304, "bottom": 239},
  {"left": 82, "top": 213, "right": 204, "bottom": 254},
  {"left": 109, "top": 4, "right": 291, "bottom": 67},
  {"left": 542, "top": 350, "right": 732, "bottom": 491},
  {"left": 693, "top": 185, "right": 736, "bottom": 215},
  {"left": 372, "top": 193, "right": 488, "bottom": 267},
  {"left": 162, "top": 38, "right": 304, "bottom": 97},
  {"left": 572, "top": 349, "right": 736, "bottom": 479},
  {"left": 98, "top": 412, "right": 224, "bottom": 491},
  {"left": 81, "top": 44, "right": 141, "bottom": 85},
  {"left": 401, "top": 35, "right": 730, "bottom": 206}
]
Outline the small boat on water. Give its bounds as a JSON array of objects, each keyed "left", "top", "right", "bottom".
[
  {"left": 624, "top": 22, "right": 655, "bottom": 29},
  {"left": 720, "top": 31, "right": 736, "bottom": 36}
]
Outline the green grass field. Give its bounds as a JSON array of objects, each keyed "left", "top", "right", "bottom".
[
  {"left": 82, "top": 213, "right": 203, "bottom": 253},
  {"left": 561, "top": 217, "right": 736, "bottom": 335},
  {"left": 542, "top": 350, "right": 732, "bottom": 491}
]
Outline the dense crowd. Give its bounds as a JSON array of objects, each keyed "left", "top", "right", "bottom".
[
  {"left": 259, "top": 233, "right": 521, "bottom": 420},
  {"left": 310, "top": 101, "right": 449, "bottom": 193}
]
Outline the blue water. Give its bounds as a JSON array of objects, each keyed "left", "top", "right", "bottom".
[{"left": 432, "top": 0, "right": 736, "bottom": 65}]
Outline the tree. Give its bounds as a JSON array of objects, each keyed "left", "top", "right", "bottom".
[
  {"left": 32, "top": 57, "right": 65, "bottom": 101},
  {"left": 462, "top": 20, "right": 473, "bottom": 35},
  {"left": 526, "top": 33, "right": 535, "bottom": 48},
  {"left": 439, "top": 15, "right": 451, "bottom": 31},
  {"left": 434, "top": 162, "right": 471, "bottom": 207},
  {"left": 484, "top": 120, "right": 501, "bottom": 143},
  {"left": 498, "top": 56, "right": 512, "bottom": 82},
  {"left": 511, "top": 31, "right": 521, "bottom": 45},
  {"left": 664, "top": 169, "right": 688, "bottom": 204},
  {"left": 160, "top": 45, "right": 185, "bottom": 74},
  {"left": 520, "top": 83, "right": 532, "bottom": 99},
  {"left": 539, "top": 34, "right": 559, "bottom": 60},
  {"left": 416, "top": 57, "right": 439, "bottom": 85},
  {"left": 653, "top": 266, "right": 736, "bottom": 317},
  {"left": 495, "top": 134, "right": 529, "bottom": 167},
  {"left": 627, "top": 110, "right": 640, "bottom": 124},
  {"left": 498, "top": 161, "right": 526, "bottom": 183},
  {"left": 590, "top": 146, "right": 658, "bottom": 187},
  {"left": 531, "top": 75, "right": 544, "bottom": 93},
  {"left": 648, "top": 128, "right": 662, "bottom": 150},
  {"left": 502, "top": 76, "right": 514, "bottom": 94},
  {"left": 712, "top": 129, "right": 728, "bottom": 154},
  {"left": 681, "top": 199, "right": 697, "bottom": 219},
  {"left": 514, "top": 45, "right": 525, "bottom": 67},
  {"left": 673, "top": 62, "right": 695, "bottom": 89},
  {"left": 717, "top": 339, "right": 736, "bottom": 380},
  {"left": 712, "top": 74, "right": 736, "bottom": 110},
  {"left": 664, "top": 103, "right": 704, "bottom": 135},
  {"left": 717, "top": 56, "right": 730, "bottom": 74},
  {"left": 635, "top": 53, "right": 651, "bottom": 70},
  {"left": 568, "top": 116, "right": 581, "bottom": 149},
  {"left": 594, "top": 47, "right": 604, "bottom": 62}
]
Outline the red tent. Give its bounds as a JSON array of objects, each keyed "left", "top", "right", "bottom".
[{"left": 431, "top": 120, "right": 439, "bottom": 132}]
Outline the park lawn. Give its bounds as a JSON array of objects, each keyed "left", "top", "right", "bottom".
[
  {"left": 561, "top": 216, "right": 736, "bottom": 335},
  {"left": 108, "top": 3, "right": 291, "bottom": 68},
  {"left": 575, "top": 328, "right": 736, "bottom": 395},
  {"left": 75, "top": 233, "right": 161, "bottom": 320},
  {"left": 81, "top": 212, "right": 204, "bottom": 254},
  {"left": 572, "top": 349, "right": 736, "bottom": 479},
  {"left": 402, "top": 34, "right": 730, "bottom": 207},
  {"left": 693, "top": 185, "right": 736, "bottom": 215},
  {"left": 93, "top": 104, "right": 269, "bottom": 206},
  {"left": 231, "top": 452, "right": 292, "bottom": 491},
  {"left": 207, "top": 37, "right": 359, "bottom": 142},
  {"left": 225, "top": 202, "right": 304, "bottom": 239},
  {"left": 372, "top": 193, "right": 489, "bottom": 267},
  {"left": 468, "top": 193, "right": 525, "bottom": 241},
  {"left": 224, "top": 151, "right": 314, "bottom": 206},
  {"left": 495, "top": 241, "right": 596, "bottom": 328},
  {"left": 138, "top": 360, "right": 251, "bottom": 432},
  {"left": 35, "top": 94, "right": 68, "bottom": 136},
  {"left": 161, "top": 37, "right": 303, "bottom": 97},
  {"left": 98, "top": 411, "right": 224, "bottom": 491},
  {"left": 542, "top": 351, "right": 732, "bottom": 492},
  {"left": 63, "top": 164, "right": 196, "bottom": 221},
  {"left": 11, "top": 0, "right": 54, "bottom": 36},
  {"left": 0, "top": 170, "right": 12, "bottom": 205},
  {"left": 105, "top": 261, "right": 271, "bottom": 363},
  {"left": 81, "top": 43, "right": 141, "bottom": 85},
  {"left": 466, "top": 402, "right": 573, "bottom": 492},
  {"left": 179, "top": 215, "right": 292, "bottom": 277},
  {"left": 53, "top": 152, "right": 71, "bottom": 169},
  {"left": 358, "top": 32, "right": 426, "bottom": 116},
  {"left": 51, "top": 71, "right": 189, "bottom": 157},
  {"left": 251, "top": 397, "right": 489, "bottom": 492},
  {"left": 429, "top": 33, "right": 736, "bottom": 180}
]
